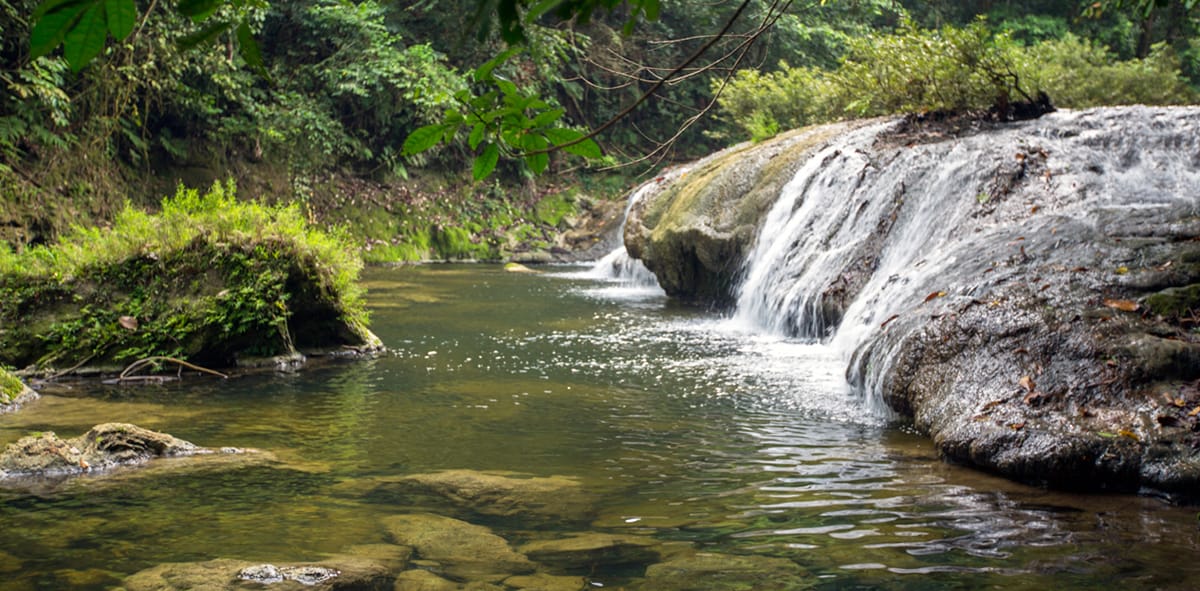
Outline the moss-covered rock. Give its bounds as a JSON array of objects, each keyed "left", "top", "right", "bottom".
[
  {"left": 0, "top": 367, "right": 36, "bottom": 413},
  {"left": 624, "top": 122, "right": 865, "bottom": 305},
  {"left": 0, "top": 182, "right": 380, "bottom": 374}
]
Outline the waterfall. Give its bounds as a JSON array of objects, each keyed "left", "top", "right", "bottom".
[
  {"left": 726, "top": 108, "right": 1200, "bottom": 413},
  {"left": 586, "top": 165, "right": 693, "bottom": 289}
]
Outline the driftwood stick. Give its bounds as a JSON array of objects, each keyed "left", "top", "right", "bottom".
[{"left": 118, "top": 356, "right": 228, "bottom": 381}]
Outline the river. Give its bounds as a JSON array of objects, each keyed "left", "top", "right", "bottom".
[{"left": 0, "top": 264, "right": 1196, "bottom": 590}]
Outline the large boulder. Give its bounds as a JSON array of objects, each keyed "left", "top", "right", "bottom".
[
  {"left": 628, "top": 106, "right": 1200, "bottom": 496},
  {"left": 0, "top": 423, "right": 241, "bottom": 477},
  {"left": 624, "top": 122, "right": 864, "bottom": 306}
]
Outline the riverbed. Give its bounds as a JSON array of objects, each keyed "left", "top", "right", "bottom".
[{"left": 0, "top": 265, "right": 1196, "bottom": 590}]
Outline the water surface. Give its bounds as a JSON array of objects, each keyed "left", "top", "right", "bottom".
[{"left": 0, "top": 265, "right": 1196, "bottom": 590}]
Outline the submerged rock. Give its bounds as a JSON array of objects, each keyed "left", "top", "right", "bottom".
[
  {"left": 632, "top": 552, "right": 810, "bottom": 591},
  {"left": 383, "top": 470, "right": 597, "bottom": 523},
  {"left": 627, "top": 106, "right": 1200, "bottom": 496},
  {"left": 124, "top": 557, "right": 392, "bottom": 591},
  {"left": 519, "top": 533, "right": 660, "bottom": 572},
  {"left": 381, "top": 513, "right": 535, "bottom": 580}
]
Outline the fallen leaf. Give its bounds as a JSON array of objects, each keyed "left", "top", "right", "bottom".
[
  {"left": 1103, "top": 299, "right": 1139, "bottom": 312},
  {"left": 1115, "top": 266, "right": 1129, "bottom": 275},
  {"left": 1030, "top": 205, "right": 1040, "bottom": 214},
  {"left": 880, "top": 314, "right": 900, "bottom": 329},
  {"left": 1071, "top": 266, "right": 1089, "bottom": 272},
  {"left": 1190, "top": 406, "right": 1200, "bottom": 417},
  {"left": 1097, "top": 431, "right": 1117, "bottom": 438},
  {"left": 118, "top": 316, "right": 138, "bottom": 331},
  {"left": 980, "top": 399, "right": 1004, "bottom": 412},
  {"left": 1117, "top": 428, "right": 1140, "bottom": 442},
  {"left": 1013, "top": 347, "right": 1028, "bottom": 354},
  {"left": 1009, "top": 422, "right": 1026, "bottom": 431},
  {"left": 1023, "top": 391, "right": 1044, "bottom": 405},
  {"left": 923, "top": 291, "right": 947, "bottom": 303},
  {"left": 1018, "top": 375, "right": 1036, "bottom": 392}
]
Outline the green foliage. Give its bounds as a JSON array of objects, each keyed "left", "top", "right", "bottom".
[
  {"left": 0, "top": 182, "right": 370, "bottom": 368},
  {"left": 1024, "top": 34, "right": 1196, "bottom": 107},
  {"left": 716, "top": 16, "right": 1197, "bottom": 141}
]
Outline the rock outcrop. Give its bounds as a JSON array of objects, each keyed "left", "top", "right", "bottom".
[
  {"left": 625, "top": 106, "right": 1200, "bottom": 496},
  {"left": 0, "top": 423, "right": 249, "bottom": 478}
]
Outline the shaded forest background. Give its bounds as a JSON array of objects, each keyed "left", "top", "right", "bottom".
[{"left": 1, "top": 0, "right": 1196, "bottom": 261}]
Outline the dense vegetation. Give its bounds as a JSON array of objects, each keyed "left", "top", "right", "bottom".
[
  {"left": 0, "top": 183, "right": 375, "bottom": 371},
  {"left": 0, "top": 0, "right": 1196, "bottom": 255}
]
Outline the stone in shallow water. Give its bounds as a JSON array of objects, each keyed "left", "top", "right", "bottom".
[
  {"left": 382, "top": 513, "right": 535, "bottom": 580},
  {"left": 393, "top": 569, "right": 459, "bottom": 591},
  {"left": 519, "top": 533, "right": 660, "bottom": 572},
  {"left": 123, "top": 555, "right": 393, "bottom": 590},
  {"left": 634, "top": 552, "right": 810, "bottom": 591},
  {"left": 385, "top": 470, "right": 598, "bottom": 523},
  {"left": 0, "top": 550, "right": 20, "bottom": 573},
  {"left": 503, "top": 573, "right": 588, "bottom": 591}
]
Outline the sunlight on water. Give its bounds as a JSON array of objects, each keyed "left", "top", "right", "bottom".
[{"left": 0, "top": 265, "right": 1196, "bottom": 590}]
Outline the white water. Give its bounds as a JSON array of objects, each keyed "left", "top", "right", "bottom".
[{"left": 724, "top": 109, "right": 1200, "bottom": 415}]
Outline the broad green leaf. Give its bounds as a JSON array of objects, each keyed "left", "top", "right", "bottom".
[
  {"left": 178, "top": 19, "right": 232, "bottom": 50},
  {"left": 33, "top": 0, "right": 86, "bottom": 20},
  {"left": 496, "top": 79, "right": 518, "bottom": 97},
  {"left": 236, "top": 21, "right": 265, "bottom": 72},
  {"left": 545, "top": 128, "right": 602, "bottom": 159},
  {"left": 104, "top": 0, "right": 135, "bottom": 39},
  {"left": 525, "top": 0, "right": 559, "bottom": 21},
  {"left": 178, "top": 0, "right": 222, "bottom": 21},
  {"left": 475, "top": 46, "right": 519, "bottom": 82},
  {"left": 30, "top": 0, "right": 90, "bottom": 59},
  {"left": 531, "top": 109, "right": 564, "bottom": 128},
  {"left": 473, "top": 143, "right": 500, "bottom": 181},
  {"left": 642, "top": 0, "right": 660, "bottom": 20},
  {"left": 402, "top": 124, "right": 447, "bottom": 156},
  {"left": 468, "top": 123, "right": 485, "bottom": 150},
  {"left": 522, "top": 133, "right": 549, "bottom": 174},
  {"left": 63, "top": 3, "right": 106, "bottom": 71}
]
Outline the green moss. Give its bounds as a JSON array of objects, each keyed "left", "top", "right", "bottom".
[
  {"left": 0, "top": 182, "right": 374, "bottom": 371},
  {"left": 1145, "top": 284, "right": 1200, "bottom": 319},
  {"left": 0, "top": 367, "right": 23, "bottom": 403},
  {"left": 533, "top": 191, "right": 577, "bottom": 228}
]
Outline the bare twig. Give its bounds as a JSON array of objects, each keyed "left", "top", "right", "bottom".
[{"left": 118, "top": 356, "right": 229, "bottom": 381}]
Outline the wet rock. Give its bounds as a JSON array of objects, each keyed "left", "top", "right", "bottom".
[
  {"left": 633, "top": 552, "right": 809, "bottom": 591},
  {"left": 625, "top": 123, "right": 861, "bottom": 305},
  {"left": 0, "top": 423, "right": 241, "bottom": 478},
  {"left": 381, "top": 513, "right": 535, "bottom": 580},
  {"left": 393, "top": 570, "right": 460, "bottom": 591},
  {"left": 383, "top": 470, "right": 597, "bottom": 523},
  {"left": 503, "top": 573, "right": 587, "bottom": 591},
  {"left": 123, "top": 555, "right": 393, "bottom": 591},
  {"left": 631, "top": 106, "right": 1200, "bottom": 496},
  {"left": 519, "top": 533, "right": 660, "bottom": 572},
  {"left": 0, "top": 367, "right": 37, "bottom": 415}
]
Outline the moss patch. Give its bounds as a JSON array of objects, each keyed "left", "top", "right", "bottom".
[
  {"left": 1145, "top": 284, "right": 1200, "bottom": 320},
  {"left": 0, "top": 182, "right": 377, "bottom": 372},
  {"left": 0, "top": 367, "right": 24, "bottom": 403}
]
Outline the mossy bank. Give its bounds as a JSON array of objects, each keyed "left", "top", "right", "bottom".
[{"left": 0, "top": 183, "right": 380, "bottom": 375}]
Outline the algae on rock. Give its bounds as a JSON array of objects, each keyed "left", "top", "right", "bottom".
[{"left": 0, "top": 182, "right": 380, "bottom": 373}]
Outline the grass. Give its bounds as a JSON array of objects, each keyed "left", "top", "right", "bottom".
[
  {"left": 0, "top": 367, "right": 24, "bottom": 403},
  {"left": 0, "top": 182, "right": 373, "bottom": 370}
]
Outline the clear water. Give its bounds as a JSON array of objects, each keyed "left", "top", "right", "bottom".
[{"left": 0, "top": 265, "right": 1197, "bottom": 590}]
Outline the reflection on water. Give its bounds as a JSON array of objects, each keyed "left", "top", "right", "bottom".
[{"left": 0, "top": 264, "right": 1197, "bottom": 590}]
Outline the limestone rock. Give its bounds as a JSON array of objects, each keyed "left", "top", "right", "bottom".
[
  {"left": 502, "top": 573, "right": 587, "bottom": 591},
  {"left": 393, "top": 570, "right": 460, "bottom": 591},
  {"left": 381, "top": 513, "right": 534, "bottom": 580},
  {"left": 519, "top": 533, "right": 660, "bottom": 572}
]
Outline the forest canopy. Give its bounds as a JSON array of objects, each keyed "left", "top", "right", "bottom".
[{"left": 2, "top": 0, "right": 1197, "bottom": 190}]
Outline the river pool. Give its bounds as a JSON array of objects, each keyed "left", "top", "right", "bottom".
[{"left": 0, "top": 265, "right": 1197, "bottom": 590}]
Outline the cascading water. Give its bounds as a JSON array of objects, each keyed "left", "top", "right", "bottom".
[
  {"left": 727, "top": 108, "right": 1200, "bottom": 414},
  {"left": 586, "top": 166, "right": 693, "bottom": 289}
]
